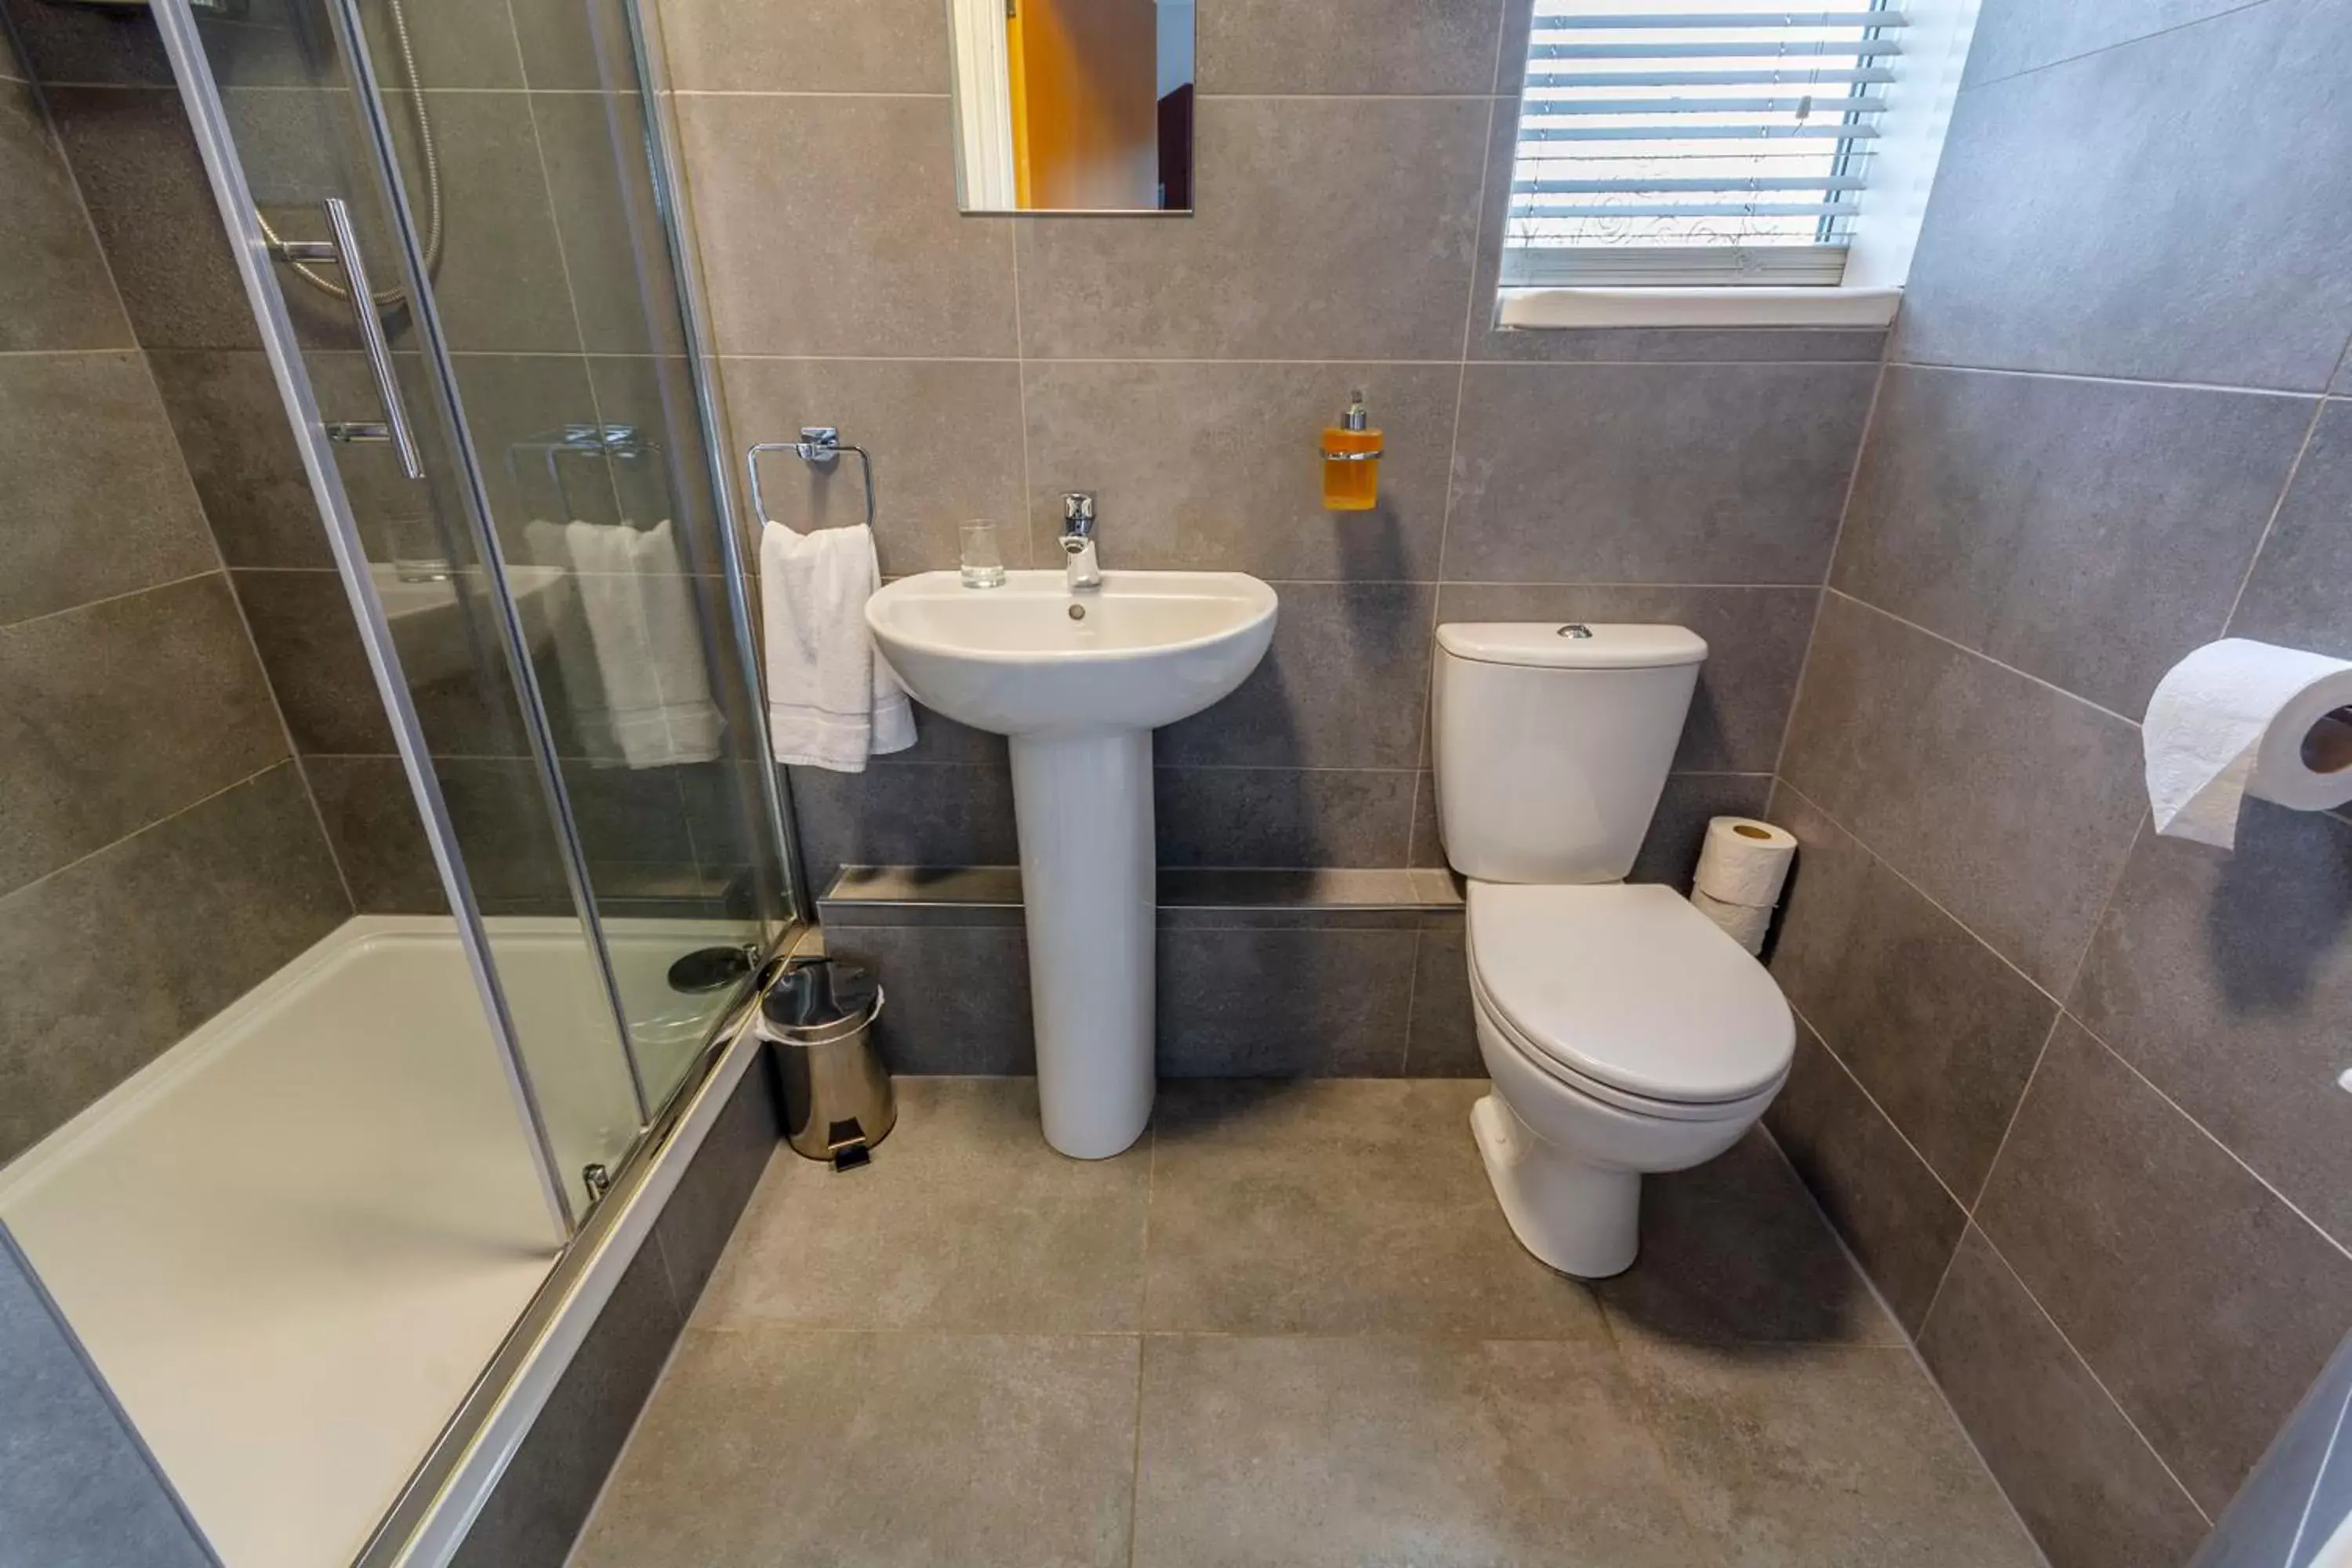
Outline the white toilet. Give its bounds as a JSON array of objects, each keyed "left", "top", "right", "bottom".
[{"left": 1433, "top": 622, "right": 1795, "bottom": 1279}]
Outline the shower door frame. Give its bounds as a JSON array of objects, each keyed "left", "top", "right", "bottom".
[{"left": 151, "top": 0, "right": 808, "bottom": 1557}]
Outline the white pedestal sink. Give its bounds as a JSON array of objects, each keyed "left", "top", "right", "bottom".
[{"left": 867, "top": 570, "right": 1278, "bottom": 1157}]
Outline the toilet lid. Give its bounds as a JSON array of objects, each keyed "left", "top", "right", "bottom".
[{"left": 1467, "top": 882, "right": 1794, "bottom": 1105}]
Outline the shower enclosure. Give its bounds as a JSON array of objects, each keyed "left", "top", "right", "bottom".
[{"left": 0, "top": 0, "right": 793, "bottom": 1562}]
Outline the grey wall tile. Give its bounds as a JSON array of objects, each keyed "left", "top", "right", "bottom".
[
  {"left": 0, "top": 78, "right": 132, "bottom": 351},
  {"left": 1769, "top": 786, "right": 2058, "bottom": 1203},
  {"left": 1964, "top": 0, "right": 2272, "bottom": 87},
  {"left": 380, "top": 92, "right": 583, "bottom": 354},
  {"left": 651, "top": 1055, "right": 781, "bottom": 1318},
  {"left": 0, "top": 575, "right": 289, "bottom": 895},
  {"left": 0, "top": 0, "right": 174, "bottom": 85},
  {"left": 1404, "top": 927, "right": 1478, "bottom": 1076},
  {"left": 1834, "top": 368, "right": 2314, "bottom": 716},
  {"left": 1014, "top": 96, "right": 1487, "bottom": 361},
  {"left": 1434, "top": 584, "right": 1816, "bottom": 773},
  {"left": 451, "top": 1239, "right": 681, "bottom": 1568},
  {"left": 723, "top": 357, "right": 1026, "bottom": 576},
  {"left": 45, "top": 86, "right": 259, "bottom": 350},
  {"left": 653, "top": 0, "right": 949, "bottom": 92},
  {"left": 2071, "top": 801, "right": 2352, "bottom": 1247},
  {"left": 231, "top": 568, "right": 394, "bottom": 757},
  {"left": 0, "top": 1233, "right": 215, "bottom": 1568},
  {"left": 1020, "top": 361, "right": 1460, "bottom": 583},
  {"left": 0, "top": 764, "right": 346, "bottom": 1163},
  {"left": 361, "top": 0, "right": 521, "bottom": 89},
  {"left": 508, "top": 0, "right": 637, "bottom": 91},
  {"left": 0, "top": 350, "right": 218, "bottom": 626},
  {"left": 2195, "top": 1328, "right": 2352, "bottom": 1568},
  {"left": 821, "top": 923, "right": 1036, "bottom": 1073},
  {"left": 1153, "top": 766, "right": 1414, "bottom": 868},
  {"left": 303, "top": 754, "right": 444, "bottom": 914},
  {"left": 1920, "top": 1225, "right": 2210, "bottom": 1568},
  {"left": 531, "top": 90, "right": 688, "bottom": 358},
  {"left": 2230, "top": 400, "right": 2352, "bottom": 658},
  {"left": 1624, "top": 771, "right": 1772, "bottom": 890},
  {"left": 1158, "top": 583, "right": 1432, "bottom": 771},
  {"left": 677, "top": 93, "right": 1015, "bottom": 358},
  {"left": 147, "top": 350, "right": 334, "bottom": 570},
  {"left": 787, "top": 762, "right": 1019, "bottom": 891},
  {"left": 1196, "top": 0, "right": 1504, "bottom": 93},
  {"left": 1156, "top": 927, "right": 1415, "bottom": 1076},
  {"left": 1444, "top": 362, "right": 1875, "bottom": 585},
  {"left": 1780, "top": 593, "right": 2145, "bottom": 992},
  {"left": 1976, "top": 1018, "right": 2352, "bottom": 1514},
  {"left": 1765, "top": 1020, "right": 1967, "bottom": 1334},
  {"left": 1896, "top": 0, "right": 2352, "bottom": 390}
]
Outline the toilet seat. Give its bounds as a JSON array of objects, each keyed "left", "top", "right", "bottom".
[{"left": 1466, "top": 881, "right": 1793, "bottom": 1110}]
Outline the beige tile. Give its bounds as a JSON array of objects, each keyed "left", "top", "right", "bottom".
[
  {"left": 1133, "top": 1334, "right": 1712, "bottom": 1568},
  {"left": 1616, "top": 1328, "right": 2045, "bottom": 1568},
  {"left": 1143, "top": 1079, "right": 1608, "bottom": 1337},
  {"left": 572, "top": 1328, "right": 1138, "bottom": 1568},
  {"left": 1020, "top": 360, "right": 1461, "bottom": 582},
  {"left": 696, "top": 1078, "right": 1146, "bottom": 1330},
  {"left": 1918, "top": 1226, "right": 2209, "bottom": 1568},
  {"left": 1595, "top": 1132, "right": 1904, "bottom": 1348},
  {"left": 1015, "top": 96, "right": 1488, "bottom": 361},
  {"left": 722, "top": 357, "right": 1027, "bottom": 576},
  {"left": 1975, "top": 1017, "right": 2352, "bottom": 1513},
  {"left": 677, "top": 93, "right": 1016, "bottom": 357},
  {"left": 1196, "top": 0, "right": 1505, "bottom": 93}
]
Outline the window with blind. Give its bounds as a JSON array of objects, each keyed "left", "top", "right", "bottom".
[{"left": 1503, "top": 2, "right": 1911, "bottom": 289}]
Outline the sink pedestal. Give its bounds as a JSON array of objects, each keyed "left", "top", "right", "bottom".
[{"left": 1008, "top": 729, "right": 1155, "bottom": 1158}]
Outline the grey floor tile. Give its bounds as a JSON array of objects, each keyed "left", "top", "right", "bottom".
[
  {"left": 1595, "top": 1132, "right": 1903, "bottom": 1348},
  {"left": 1615, "top": 1327, "right": 2045, "bottom": 1568},
  {"left": 1143, "top": 1080, "right": 1606, "bottom": 1338},
  {"left": 570, "top": 1328, "right": 1139, "bottom": 1568},
  {"left": 1133, "top": 1334, "right": 1714, "bottom": 1568},
  {"left": 695, "top": 1078, "right": 1147, "bottom": 1331}
]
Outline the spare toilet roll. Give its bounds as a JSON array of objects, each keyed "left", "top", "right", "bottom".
[
  {"left": 1691, "top": 887, "right": 1773, "bottom": 956},
  {"left": 2144, "top": 638, "right": 2352, "bottom": 851},
  {"left": 1693, "top": 816, "right": 1798, "bottom": 908}
]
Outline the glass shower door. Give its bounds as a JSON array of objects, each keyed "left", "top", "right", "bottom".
[{"left": 168, "top": 0, "right": 654, "bottom": 1208}]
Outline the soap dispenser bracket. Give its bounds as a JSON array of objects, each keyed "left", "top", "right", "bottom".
[{"left": 746, "top": 426, "right": 877, "bottom": 532}]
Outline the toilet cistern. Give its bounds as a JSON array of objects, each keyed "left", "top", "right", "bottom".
[{"left": 1061, "top": 492, "right": 1102, "bottom": 593}]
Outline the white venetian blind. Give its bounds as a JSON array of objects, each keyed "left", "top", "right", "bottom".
[{"left": 1503, "top": 2, "right": 1906, "bottom": 288}]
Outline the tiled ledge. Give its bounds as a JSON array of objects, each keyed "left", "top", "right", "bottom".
[{"left": 818, "top": 865, "right": 1467, "bottom": 930}]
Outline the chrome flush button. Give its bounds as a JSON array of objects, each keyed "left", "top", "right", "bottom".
[{"left": 1556, "top": 623, "right": 1594, "bottom": 639}]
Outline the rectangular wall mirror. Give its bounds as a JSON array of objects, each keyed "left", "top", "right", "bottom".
[{"left": 946, "top": 0, "right": 1196, "bottom": 213}]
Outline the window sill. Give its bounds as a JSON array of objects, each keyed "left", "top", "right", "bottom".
[{"left": 1497, "top": 285, "right": 1902, "bottom": 331}]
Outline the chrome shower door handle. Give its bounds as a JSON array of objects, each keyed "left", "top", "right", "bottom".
[{"left": 312, "top": 197, "right": 425, "bottom": 480}]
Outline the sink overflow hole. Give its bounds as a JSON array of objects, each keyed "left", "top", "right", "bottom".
[{"left": 1068, "top": 603, "right": 1087, "bottom": 621}]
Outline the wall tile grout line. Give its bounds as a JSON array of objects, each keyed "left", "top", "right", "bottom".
[
  {"left": 1929, "top": 1221, "right": 2216, "bottom": 1530},
  {"left": 0, "top": 565, "right": 227, "bottom": 635},
  {"left": 0, "top": 759, "right": 295, "bottom": 913},
  {"left": 1954, "top": 0, "right": 2282, "bottom": 95},
  {"left": 1784, "top": 997, "right": 1973, "bottom": 1218},
  {"left": 1824, "top": 587, "right": 2147, "bottom": 728},
  {"left": 2219, "top": 337, "right": 2351, "bottom": 633},
  {"left": 1882, "top": 354, "right": 2334, "bottom": 402}
]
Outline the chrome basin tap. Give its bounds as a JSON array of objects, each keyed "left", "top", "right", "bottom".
[{"left": 1061, "top": 492, "right": 1102, "bottom": 592}]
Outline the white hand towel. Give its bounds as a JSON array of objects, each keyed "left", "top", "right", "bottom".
[
  {"left": 759, "top": 521, "right": 915, "bottom": 771},
  {"left": 531, "top": 518, "right": 724, "bottom": 769}
]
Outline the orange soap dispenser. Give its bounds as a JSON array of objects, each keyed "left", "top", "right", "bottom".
[{"left": 1321, "top": 390, "right": 1382, "bottom": 511}]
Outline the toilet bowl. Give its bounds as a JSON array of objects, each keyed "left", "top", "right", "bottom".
[
  {"left": 1465, "top": 881, "right": 1791, "bottom": 1277},
  {"left": 1432, "top": 619, "right": 1795, "bottom": 1278}
]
